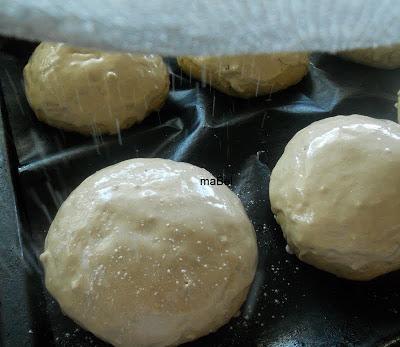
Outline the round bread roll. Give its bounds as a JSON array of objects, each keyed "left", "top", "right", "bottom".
[
  {"left": 339, "top": 44, "right": 400, "bottom": 69},
  {"left": 269, "top": 115, "right": 400, "bottom": 281},
  {"left": 40, "top": 158, "right": 258, "bottom": 347},
  {"left": 24, "top": 42, "right": 170, "bottom": 135},
  {"left": 177, "top": 53, "right": 309, "bottom": 98}
]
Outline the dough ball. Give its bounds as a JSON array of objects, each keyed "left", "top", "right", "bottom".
[
  {"left": 24, "top": 42, "right": 170, "bottom": 135},
  {"left": 177, "top": 53, "right": 309, "bottom": 98},
  {"left": 339, "top": 44, "right": 400, "bottom": 69},
  {"left": 40, "top": 158, "right": 258, "bottom": 347},
  {"left": 269, "top": 115, "right": 400, "bottom": 281}
]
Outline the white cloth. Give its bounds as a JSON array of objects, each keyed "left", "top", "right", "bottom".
[{"left": 0, "top": 0, "right": 399, "bottom": 55}]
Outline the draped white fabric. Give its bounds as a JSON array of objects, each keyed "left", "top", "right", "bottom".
[{"left": 0, "top": 0, "right": 399, "bottom": 55}]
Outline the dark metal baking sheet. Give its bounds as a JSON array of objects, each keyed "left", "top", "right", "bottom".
[{"left": 1, "top": 38, "right": 400, "bottom": 347}]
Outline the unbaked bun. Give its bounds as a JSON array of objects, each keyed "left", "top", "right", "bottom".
[
  {"left": 40, "top": 158, "right": 258, "bottom": 347},
  {"left": 177, "top": 53, "right": 309, "bottom": 98},
  {"left": 270, "top": 115, "right": 400, "bottom": 281},
  {"left": 24, "top": 42, "right": 169, "bottom": 135},
  {"left": 339, "top": 44, "right": 400, "bottom": 69}
]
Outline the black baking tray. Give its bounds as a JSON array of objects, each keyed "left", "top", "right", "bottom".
[{"left": 1, "top": 37, "right": 400, "bottom": 347}]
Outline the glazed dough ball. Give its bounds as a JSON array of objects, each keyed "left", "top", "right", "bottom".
[
  {"left": 270, "top": 115, "right": 400, "bottom": 281},
  {"left": 40, "top": 158, "right": 258, "bottom": 347},
  {"left": 24, "top": 42, "right": 169, "bottom": 135},
  {"left": 339, "top": 44, "right": 400, "bottom": 69},
  {"left": 177, "top": 53, "right": 309, "bottom": 98}
]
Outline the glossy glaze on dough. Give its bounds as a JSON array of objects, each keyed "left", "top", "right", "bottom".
[
  {"left": 270, "top": 115, "right": 400, "bottom": 280},
  {"left": 40, "top": 158, "right": 258, "bottom": 347},
  {"left": 339, "top": 44, "right": 400, "bottom": 69},
  {"left": 177, "top": 53, "right": 309, "bottom": 98},
  {"left": 24, "top": 42, "right": 170, "bottom": 135}
]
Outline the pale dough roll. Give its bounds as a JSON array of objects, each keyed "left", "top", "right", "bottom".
[
  {"left": 270, "top": 115, "right": 400, "bottom": 281},
  {"left": 177, "top": 53, "right": 309, "bottom": 98},
  {"left": 40, "top": 158, "right": 258, "bottom": 347},
  {"left": 339, "top": 44, "right": 400, "bottom": 69},
  {"left": 24, "top": 42, "right": 170, "bottom": 135}
]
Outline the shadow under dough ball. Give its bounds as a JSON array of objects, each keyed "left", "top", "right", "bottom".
[
  {"left": 269, "top": 114, "right": 400, "bottom": 281},
  {"left": 23, "top": 42, "right": 170, "bottom": 135},
  {"left": 177, "top": 53, "right": 309, "bottom": 98},
  {"left": 40, "top": 158, "right": 258, "bottom": 347}
]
